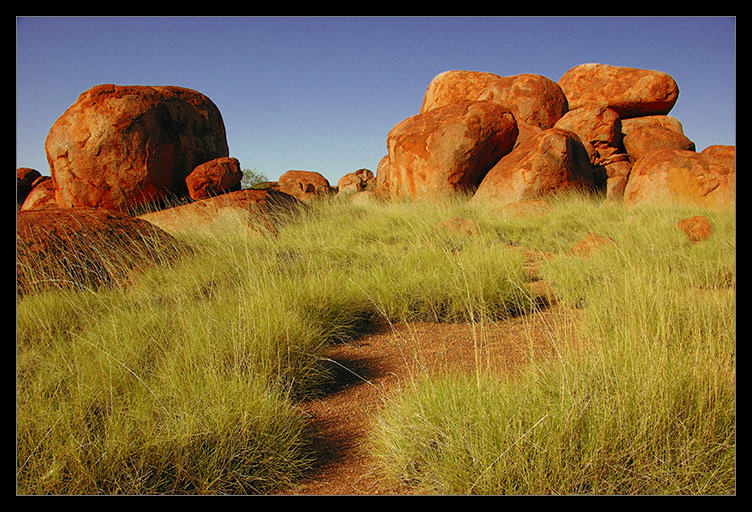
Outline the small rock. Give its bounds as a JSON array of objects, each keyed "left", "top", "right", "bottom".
[{"left": 677, "top": 215, "right": 713, "bottom": 242}]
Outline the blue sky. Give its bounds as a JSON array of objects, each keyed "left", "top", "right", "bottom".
[{"left": 16, "top": 16, "right": 735, "bottom": 184}]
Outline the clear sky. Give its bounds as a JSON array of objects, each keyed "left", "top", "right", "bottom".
[{"left": 16, "top": 16, "right": 735, "bottom": 184}]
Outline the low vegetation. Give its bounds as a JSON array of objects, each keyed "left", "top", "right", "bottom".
[{"left": 16, "top": 192, "right": 735, "bottom": 494}]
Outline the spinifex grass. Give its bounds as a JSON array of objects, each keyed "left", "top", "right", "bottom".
[
  {"left": 369, "top": 199, "right": 735, "bottom": 495},
  {"left": 16, "top": 194, "right": 536, "bottom": 494}
]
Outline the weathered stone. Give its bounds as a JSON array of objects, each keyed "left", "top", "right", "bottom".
[
  {"left": 702, "top": 145, "right": 735, "bottom": 159},
  {"left": 337, "top": 168, "right": 375, "bottom": 196},
  {"left": 275, "top": 170, "right": 334, "bottom": 202},
  {"left": 471, "top": 128, "right": 594, "bottom": 206},
  {"left": 17, "top": 168, "right": 41, "bottom": 206},
  {"left": 553, "top": 107, "right": 622, "bottom": 165},
  {"left": 620, "top": 115, "right": 685, "bottom": 138},
  {"left": 185, "top": 156, "right": 243, "bottom": 200},
  {"left": 138, "top": 188, "right": 303, "bottom": 236},
  {"left": 20, "top": 176, "right": 57, "bottom": 211},
  {"left": 385, "top": 100, "right": 518, "bottom": 200},
  {"left": 477, "top": 73, "right": 569, "bottom": 130},
  {"left": 374, "top": 155, "right": 391, "bottom": 197},
  {"left": 677, "top": 215, "right": 714, "bottom": 242},
  {"left": 623, "top": 148, "right": 735, "bottom": 210},
  {"left": 558, "top": 63, "right": 679, "bottom": 118},
  {"left": 419, "top": 70, "right": 501, "bottom": 113},
  {"left": 17, "top": 208, "right": 182, "bottom": 294},
  {"left": 622, "top": 126, "right": 695, "bottom": 162},
  {"left": 45, "top": 84, "right": 229, "bottom": 212},
  {"left": 595, "top": 159, "right": 633, "bottom": 202}
]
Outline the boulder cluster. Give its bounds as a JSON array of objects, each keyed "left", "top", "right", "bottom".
[
  {"left": 373, "top": 64, "right": 734, "bottom": 210},
  {"left": 16, "top": 64, "right": 734, "bottom": 292},
  {"left": 17, "top": 64, "right": 735, "bottom": 215}
]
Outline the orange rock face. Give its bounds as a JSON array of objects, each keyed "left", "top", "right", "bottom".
[
  {"left": 419, "top": 70, "right": 501, "bottom": 113},
  {"left": 20, "top": 176, "right": 57, "bottom": 211},
  {"left": 385, "top": 100, "right": 518, "bottom": 200},
  {"left": 185, "top": 156, "right": 243, "bottom": 200},
  {"left": 622, "top": 126, "right": 696, "bottom": 162},
  {"left": 677, "top": 215, "right": 714, "bottom": 242},
  {"left": 419, "top": 71, "right": 568, "bottom": 149},
  {"left": 623, "top": 148, "right": 735, "bottom": 210},
  {"left": 553, "top": 107, "right": 623, "bottom": 166},
  {"left": 137, "top": 188, "right": 303, "bottom": 235},
  {"left": 471, "top": 128, "right": 594, "bottom": 206},
  {"left": 477, "top": 73, "right": 569, "bottom": 131},
  {"left": 276, "top": 170, "right": 334, "bottom": 202},
  {"left": 620, "top": 115, "right": 686, "bottom": 139},
  {"left": 558, "top": 63, "right": 679, "bottom": 118},
  {"left": 17, "top": 208, "right": 182, "bottom": 294},
  {"left": 45, "top": 84, "right": 229, "bottom": 212},
  {"left": 337, "top": 168, "right": 375, "bottom": 195}
]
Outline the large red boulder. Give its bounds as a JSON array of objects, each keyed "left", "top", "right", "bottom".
[
  {"left": 622, "top": 125, "right": 696, "bottom": 162},
  {"left": 623, "top": 148, "right": 735, "bottom": 210},
  {"left": 419, "top": 70, "right": 501, "bottom": 113},
  {"left": 553, "top": 107, "right": 623, "bottom": 166},
  {"left": 476, "top": 73, "right": 569, "bottom": 131},
  {"left": 558, "top": 63, "right": 679, "bottom": 118},
  {"left": 471, "top": 128, "right": 594, "bottom": 206},
  {"left": 17, "top": 208, "right": 182, "bottom": 295},
  {"left": 620, "top": 115, "right": 686, "bottom": 139},
  {"left": 45, "top": 84, "right": 229, "bottom": 212},
  {"left": 185, "top": 156, "right": 243, "bottom": 200},
  {"left": 385, "top": 100, "right": 518, "bottom": 200},
  {"left": 419, "top": 71, "right": 568, "bottom": 148}
]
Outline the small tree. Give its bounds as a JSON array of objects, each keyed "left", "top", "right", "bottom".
[{"left": 241, "top": 168, "right": 269, "bottom": 189}]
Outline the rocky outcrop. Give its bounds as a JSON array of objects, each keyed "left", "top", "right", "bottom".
[
  {"left": 620, "top": 115, "right": 686, "bottom": 139},
  {"left": 185, "top": 156, "right": 243, "bottom": 200},
  {"left": 419, "top": 70, "right": 501, "bottom": 114},
  {"left": 622, "top": 125, "right": 696, "bottom": 162},
  {"left": 20, "top": 176, "right": 57, "bottom": 211},
  {"left": 274, "top": 170, "right": 334, "bottom": 202},
  {"left": 45, "top": 84, "right": 229, "bottom": 212},
  {"left": 553, "top": 107, "right": 623, "bottom": 166},
  {"left": 477, "top": 73, "right": 569, "bottom": 133},
  {"left": 558, "top": 63, "right": 679, "bottom": 118},
  {"left": 471, "top": 128, "right": 594, "bottom": 206},
  {"left": 385, "top": 100, "right": 518, "bottom": 200},
  {"left": 17, "top": 208, "right": 183, "bottom": 295},
  {"left": 137, "top": 188, "right": 304, "bottom": 236},
  {"left": 337, "top": 169, "right": 375, "bottom": 196},
  {"left": 623, "top": 148, "right": 735, "bottom": 210}
]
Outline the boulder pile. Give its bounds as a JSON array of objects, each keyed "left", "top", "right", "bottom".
[
  {"left": 16, "top": 64, "right": 734, "bottom": 292},
  {"left": 374, "top": 63, "right": 734, "bottom": 210}
]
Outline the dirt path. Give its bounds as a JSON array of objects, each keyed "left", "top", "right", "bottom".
[
  {"left": 280, "top": 295, "right": 577, "bottom": 495},
  {"left": 277, "top": 247, "right": 577, "bottom": 495}
]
